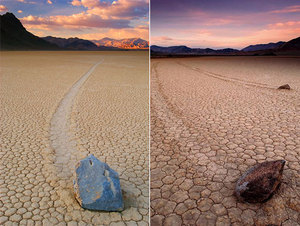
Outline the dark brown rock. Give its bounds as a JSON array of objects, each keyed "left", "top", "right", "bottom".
[
  {"left": 278, "top": 84, "right": 290, "bottom": 90},
  {"left": 235, "top": 160, "right": 285, "bottom": 203}
]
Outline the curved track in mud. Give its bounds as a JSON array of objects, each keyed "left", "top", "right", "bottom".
[{"left": 50, "top": 60, "right": 103, "bottom": 180}]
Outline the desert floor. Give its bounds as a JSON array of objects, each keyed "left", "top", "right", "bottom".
[
  {"left": 0, "top": 51, "right": 149, "bottom": 225},
  {"left": 150, "top": 57, "right": 300, "bottom": 225}
]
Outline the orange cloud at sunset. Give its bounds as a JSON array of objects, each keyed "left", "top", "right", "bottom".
[
  {"left": 0, "top": 5, "right": 8, "bottom": 12},
  {"left": 71, "top": 0, "right": 82, "bottom": 6},
  {"left": 21, "top": 13, "right": 130, "bottom": 29},
  {"left": 79, "top": 26, "right": 148, "bottom": 40}
]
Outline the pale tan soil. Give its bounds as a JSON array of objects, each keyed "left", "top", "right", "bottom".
[
  {"left": 0, "top": 51, "right": 149, "bottom": 225},
  {"left": 150, "top": 57, "right": 300, "bottom": 226}
]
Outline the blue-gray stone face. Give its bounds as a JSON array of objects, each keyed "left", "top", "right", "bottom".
[{"left": 74, "top": 154, "right": 124, "bottom": 211}]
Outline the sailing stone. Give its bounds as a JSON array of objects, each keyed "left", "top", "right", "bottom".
[{"left": 74, "top": 154, "right": 124, "bottom": 211}]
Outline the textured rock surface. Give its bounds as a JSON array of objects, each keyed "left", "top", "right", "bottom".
[
  {"left": 278, "top": 84, "right": 291, "bottom": 90},
  {"left": 74, "top": 155, "right": 124, "bottom": 211},
  {"left": 235, "top": 160, "right": 285, "bottom": 203}
]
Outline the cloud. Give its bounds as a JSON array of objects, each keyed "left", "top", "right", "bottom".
[
  {"left": 18, "top": 10, "right": 23, "bottom": 13},
  {"left": 47, "top": 0, "right": 53, "bottom": 4},
  {"left": 72, "top": 0, "right": 148, "bottom": 20},
  {"left": 268, "top": 21, "right": 300, "bottom": 28},
  {"left": 271, "top": 5, "right": 300, "bottom": 14},
  {"left": 21, "top": 12, "right": 131, "bottom": 29},
  {"left": 158, "top": 36, "right": 173, "bottom": 41},
  {"left": 71, "top": 0, "right": 81, "bottom": 6},
  {"left": 17, "top": 0, "right": 37, "bottom": 4},
  {"left": 0, "top": 5, "right": 8, "bottom": 12},
  {"left": 78, "top": 26, "right": 148, "bottom": 40}
]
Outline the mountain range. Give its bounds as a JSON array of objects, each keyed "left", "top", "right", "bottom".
[
  {"left": 0, "top": 12, "right": 148, "bottom": 51},
  {"left": 93, "top": 38, "right": 149, "bottom": 49},
  {"left": 151, "top": 37, "right": 300, "bottom": 57},
  {"left": 42, "top": 36, "right": 120, "bottom": 51},
  {"left": 151, "top": 45, "right": 239, "bottom": 55}
]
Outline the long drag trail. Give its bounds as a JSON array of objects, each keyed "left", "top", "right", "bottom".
[
  {"left": 150, "top": 58, "right": 300, "bottom": 226},
  {"left": 50, "top": 60, "right": 103, "bottom": 180}
]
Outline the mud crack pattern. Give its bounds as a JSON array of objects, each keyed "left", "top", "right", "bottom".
[
  {"left": 0, "top": 51, "right": 149, "bottom": 225},
  {"left": 150, "top": 57, "right": 300, "bottom": 226}
]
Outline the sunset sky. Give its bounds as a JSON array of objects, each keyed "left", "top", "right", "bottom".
[
  {"left": 0, "top": 0, "right": 149, "bottom": 40},
  {"left": 151, "top": 0, "right": 300, "bottom": 49}
]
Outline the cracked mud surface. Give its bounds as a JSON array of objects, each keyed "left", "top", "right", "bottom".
[
  {"left": 0, "top": 51, "right": 149, "bottom": 225},
  {"left": 150, "top": 57, "right": 300, "bottom": 226}
]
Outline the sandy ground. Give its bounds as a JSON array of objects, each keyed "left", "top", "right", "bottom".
[
  {"left": 0, "top": 51, "right": 149, "bottom": 225},
  {"left": 150, "top": 57, "right": 300, "bottom": 225}
]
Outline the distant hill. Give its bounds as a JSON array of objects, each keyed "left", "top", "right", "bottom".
[
  {"left": 0, "top": 12, "right": 59, "bottom": 50},
  {"left": 242, "top": 41, "right": 285, "bottom": 52},
  {"left": 42, "top": 36, "right": 120, "bottom": 50},
  {"left": 275, "top": 37, "right": 300, "bottom": 55},
  {"left": 151, "top": 45, "right": 239, "bottom": 56},
  {"left": 43, "top": 36, "right": 98, "bottom": 50},
  {"left": 240, "top": 37, "right": 300, "bottom": 56},
  {"left": 151, "top": 45, "right": 192, "bottom": 53},
  {"left": 93, "top": 37, "right": 149, "bottom": 49}
]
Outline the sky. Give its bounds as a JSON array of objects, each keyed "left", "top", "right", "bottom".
[
  {"left": 151, "top": 0, "right": 300, "bottom": 49},
  {"left": 0, "top": 0, "right": 149, "bottom": 40}
]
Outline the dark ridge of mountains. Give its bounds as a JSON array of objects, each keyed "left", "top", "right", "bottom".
[
  {"left": 276, "top": 37, "right": 300, "bottom": 54},
  {"left": 43, "top": 36, "right": 120, "bottom": 51},
  {"left": 0, "top": 12, "right": 59, "bottom": 50},
  {"left": 242, "top": 41, "right": 285, "bottom": 52},
  {"left": 240, "top": 37, "right": 300, "bottom": 56},
  {"left": 151, "top": 45, "right": 240, "bottom": 56},
  {"left": 151, "top": 37, "right": 300, "bottom": 57}
]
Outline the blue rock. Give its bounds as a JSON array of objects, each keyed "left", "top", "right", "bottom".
[{"left": 73, "top": 154, "right": 124, "bottom": 211}]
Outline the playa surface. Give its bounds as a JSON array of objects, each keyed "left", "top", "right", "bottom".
[
  {"left": 0, "top": 51, "right": 149, "bottom": 225},
  {"left": 150, "top": 57, "right": 300, "bottom": 225}
]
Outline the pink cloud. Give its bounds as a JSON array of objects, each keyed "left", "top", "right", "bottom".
[
  {"left": 47, "top": 0, "right": 53, "bottom": 4},
  {"left": 0, "top": 4, "right": 8, "bottom": 12},
  {"left": 18, "top": 10, "right": 23, "bottom": 13},
  {"left": 268, "top": 21, "right": 300, "bottom": 28},
  {"left": 271, "top": 5, "right": 300, "bottom": 14},
  {"left": 155, "top": 36, "right": 173, "bottom": 41}
]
